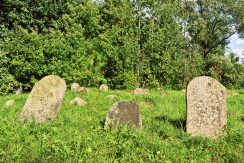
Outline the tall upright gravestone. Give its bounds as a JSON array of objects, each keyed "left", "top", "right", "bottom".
[
  {"left": 19, "top": 75, "right": 66, "bottom": 123},
  {"left": 187, "top": 76, "right": 226, "bottom": 137}
]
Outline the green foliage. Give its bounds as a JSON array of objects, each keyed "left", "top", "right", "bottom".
[
  {"left": 0, "top": 0, "right": 68, "bottom": 31},
  {"left": 0, "top": 90, "right": 243, "bottom": 161},
  {"left": 0, "top": 0, "right": 243, "bottom": 95},
  {"left": 203, "top": 55, "right": 244, "bottom": 89},
  {"left": 121, "top": 71, "right": 139, "bottom": 90}
]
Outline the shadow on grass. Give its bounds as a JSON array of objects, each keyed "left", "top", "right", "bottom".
[
  {"left": 100, "top": 120, "right": 106, "bottom": 128},
  {"left": 155, "top": 115, "right": 186, "bottom": 131}
]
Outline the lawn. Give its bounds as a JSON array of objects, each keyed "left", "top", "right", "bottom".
[{"left": 0, "top": 89, "right": 243, "bottom": 162}]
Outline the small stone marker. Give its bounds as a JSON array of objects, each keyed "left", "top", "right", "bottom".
[
  {"left": 71, "top": 83, "right": 80, "bottom": 92},
  {"left": 134, "top": 88, "right": 149, "bottom": 95},
  {"left": 187, "top": 76, "right": 227, "bottom": 137},
  {"left": 18, "top": 75, "right": 66, "bottom": 123},
  {"left": 79, "top": 87, "right": 89, "bottom": 93},
  {"left": 69, "top": 97, "right": 87, "bottom": 106},
  {"left": 71, "top": 83, "right": 89, "bottom": 93},
  {"left": 4, "top": 99, "right": 15, "bottom": 108},
  {"left": 99, "top": 84, "right": 108, "bottom": 92},
  {"left": 105, "top": 101, "right": 142, "bottom": 128}
]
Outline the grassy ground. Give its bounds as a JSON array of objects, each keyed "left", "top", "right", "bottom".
[{"left": 0, "top": 89, "right": 243, "bottom": 162}]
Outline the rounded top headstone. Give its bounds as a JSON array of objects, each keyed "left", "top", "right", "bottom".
[
  {"left": 187, "top": 76, "right": 226, "bottom": 94},
  {"left": 105, "top": 100, "right": 142, "bottom": 129},
  {"left": 18, "top": 75, "right": 66, "bottom": 123},
  {"left": 187, "top": 76, "right": 226, "bottom": 137}
]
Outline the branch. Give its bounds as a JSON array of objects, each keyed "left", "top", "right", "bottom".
[{"left": 206, "top": 30, "right": 236, "bottom": 55}]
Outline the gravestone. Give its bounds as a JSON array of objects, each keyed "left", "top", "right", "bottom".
[
  {"left": 105, "top": 101, "right": 142, "bottom": 128},
  {"left": 18, "top": 75, "right": 66, "bottom": 123},
  {"left": 99, "top": 84, "right": 108, "bottom": 92},
  {"left": 134, "top": 88, "right": 149, "bottom": 95},
  {"left": 187, "top": 76, "right": 226, "bottom": 137}
]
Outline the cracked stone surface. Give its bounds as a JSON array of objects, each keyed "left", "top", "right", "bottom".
[
  {"left": 187, "top": 76, "right": 226, "bottom": 137},
  {"left": 18, "top": 75, "right": 66, "bottom": 123},
  {"left": 105, "top": 101, "right": 142, "bottom": 129}
]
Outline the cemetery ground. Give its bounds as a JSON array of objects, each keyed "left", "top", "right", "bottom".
[{"left": 0, "top": 89, "right": 243, "bottom": 162}]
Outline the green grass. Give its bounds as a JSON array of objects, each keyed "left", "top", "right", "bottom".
[{"left": 0, "top": 89, "right": 243, "bottom": 162}]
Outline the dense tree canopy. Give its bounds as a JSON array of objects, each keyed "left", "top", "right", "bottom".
[{"left": 0, "top": 0, "right": 243, "bottom": 94}]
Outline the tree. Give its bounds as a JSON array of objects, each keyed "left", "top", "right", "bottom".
[
  {"left": 181, "top": 0, "right": 244, "bottom": 59},
  {"left": 0, "top": 0, "right": 68, "bottom": 32}
]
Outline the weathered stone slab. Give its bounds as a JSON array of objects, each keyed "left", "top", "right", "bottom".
[
  {"left": 105, "top": 101, "right": 142, "bottom": 128},
  {"left": 187, "top": 76, "right": 226, "bottom": 137},
  {"left": 18, "top": 75, "right": 66, "bottom": 123}
]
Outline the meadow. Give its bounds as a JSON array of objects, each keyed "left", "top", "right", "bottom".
[{"left": 0, "top": 89, "right": 243, "bottom": 162}]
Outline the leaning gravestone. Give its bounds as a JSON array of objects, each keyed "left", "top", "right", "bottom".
[
  {"left": 19, "top": 75, "right": 66, "bottom": 123},
  {"left": 105, "top": 101, "right": 142, "bottom": 128},
  {"left": 187, "top": 76, "right": 226, "bottom": 137}
]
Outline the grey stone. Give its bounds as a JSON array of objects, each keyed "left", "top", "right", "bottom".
[
  {"left": 71, "top": 83, "right": 80, "bottom": 92},
  {"left": 69, "top": 97, "right": 87, "bottom": 106},
  {"left": 18, "top": 75, "right": 66, "bottom": 123},
  {"left": 134, "top": 88, "right": 149, "bottom": 95},
  {"left": 79, "top": 87, "right": 89, "bottom": 93},
  {"left": 99, "top": 84, "right": 108, "bottom": 92},
  {"left": 105, "top": 101, "right": 142, "bottom": 128},
  {"left": 71, "top": 83, "right": 89, "bottom": 93},
  {"left": 187, "top": 76, "right": 226, "bottom": 137}
]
